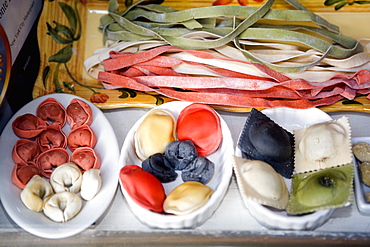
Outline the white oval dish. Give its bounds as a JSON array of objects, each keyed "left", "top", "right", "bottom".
[
  {"left": 351, "top": 137, "right": 370, "bottom": 215},
  {"left": 235, "top": 107, "right": 335, "bottom": 230},
  {"left": 118, "top": 101, "right": 234, "bottom": 229},
  {"left": 0, "top": 94, "right": 120, "bottom": 239}
]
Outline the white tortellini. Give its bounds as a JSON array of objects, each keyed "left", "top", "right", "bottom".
[
  {"left": 43, "top": 191, "right": 82, "bottom": 222},
  {"left": 80, "top": 169, "right": 102, "bottom": 201},
  {"left": 20, "top": 175, "right": 54, "bottom": 212},
  {"left": 50, "top": 162, "right": 82, "bottom": 193}
]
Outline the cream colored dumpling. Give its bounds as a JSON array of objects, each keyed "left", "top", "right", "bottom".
[
  {"left": 43, "top": 191, "right": 82, "bottom": 222},
  {"left": 20, "top": 175, "right": 54, "bottom": 212},
  {"left": 80, "top": 169, "right": 102, "bottom": 200},
  {"left": 163, "top": 181, "right": 213, "bottom": 215},
  {"left": 241, "top": 160, "right": 286, "bottom": 201},
  {"left": 134, "top": 109, "right": 176, "bottom": 160},
  {"left": 50, "top": 162, "right": 82, "bottom": 193},
  {"left": 233, "top": 156, "right": 289, "bottom": 209},
  {"left": 294, "top": 116, "right": 352, "bottom": 173}
]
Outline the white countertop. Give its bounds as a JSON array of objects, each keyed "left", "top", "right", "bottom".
[{"left": 1, "top": 107, "right": 370, "bottom": 246}]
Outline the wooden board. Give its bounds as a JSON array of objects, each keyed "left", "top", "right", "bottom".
[{"left": 33, "top": 0, "right": 370, "bottom": 112}]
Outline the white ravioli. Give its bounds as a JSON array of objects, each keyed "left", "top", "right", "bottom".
[
  {"left": 233, "top": 156, "right": 289, "bottom": 210},
  {"left": 294, "top": 116, "right": 352, "bottom": 173}
]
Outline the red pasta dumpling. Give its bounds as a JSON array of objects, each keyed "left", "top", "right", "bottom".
[
  {"left": 36, "top": 148, "right": 70, "bottom": 178},
  {"left": 176, "top": 103, "right": 222, "bottom": 156},
  {"left": 36, "top": 97, "right": 66, "bottom": 127},
  {"left": 12, "top": 161, "right": 41, "bottom": 189},
  {"left": 12, "top": 113, "right": 47, "bottom": 139},
  {"left": 120, "top": 165, "right": 166, "bottom": 213},
  {"left": 67, "top": 125, "right": 97, "bottom": 152},
  {"left": 66, "top": 98, "right": 93, "bottom": 129},
  {"left": 12, "top": 139, "right": 41, "bottom": 164},
  {"left": 71, "top": 147, "right": 101, "bottom": 171},
  {"left": 36, "top": 124, "right": 67, "bottom": 152},
  {"left": 36, "top": 124, "right": 67, "bottom": 151}
]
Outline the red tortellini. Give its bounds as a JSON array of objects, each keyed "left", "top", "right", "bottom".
[{"left": 10, "top": 97, "right": 99, "bottom": 189}]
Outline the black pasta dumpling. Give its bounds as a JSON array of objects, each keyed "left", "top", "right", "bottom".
[
  {"left": 181, "top": 156, "right": 215, "bottom": 184},
  {"left": 142, "top": 153, "right": 178, "bottom": 183},
  {"left": 165, "top": 140, "right": 198, "bottom": 170},
  {"left": 237, "top": 108, "right": 294, "bottom": 178}
]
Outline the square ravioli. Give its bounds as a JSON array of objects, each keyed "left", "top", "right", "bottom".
[
  {"left": 287, "top": 163, "right": 354, "bottom": 215},
  {"left": 294, "top": 116, "right": 352, "bottom": 174},
  {"left": 237, "top": 108, "right": 294, "bottom": 178}
]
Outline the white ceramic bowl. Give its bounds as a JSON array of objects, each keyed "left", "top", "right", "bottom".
[
  {"left": 235, "top": 107, "right": 334, "bottom": 230},
  {"left": 352, "top": 137, "right": 370, "bottom": 215},
  {"left": 118, "top": 101, "right": 234, "bottom": 229},
  {"left": 0, "top": 94, "right": 120, "bottom": 239}
]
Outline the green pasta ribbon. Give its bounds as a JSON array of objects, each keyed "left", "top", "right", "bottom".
[{"left": 100, "top": 0, "right": 364, "bottom": 73}]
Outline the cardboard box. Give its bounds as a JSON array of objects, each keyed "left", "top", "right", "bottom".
[{"left": 0, "top": 0, "right": 43, "bottom": 133}]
